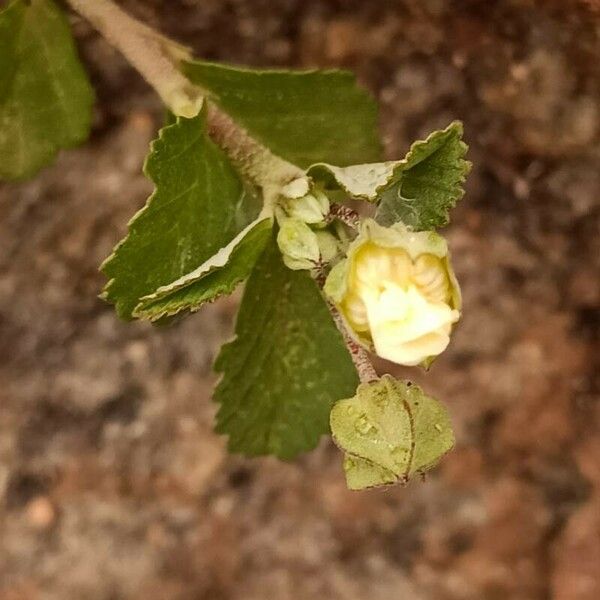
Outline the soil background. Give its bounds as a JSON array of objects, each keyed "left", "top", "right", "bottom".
[{"left": 1, "top": 1, "right": 600, "bottom": 599}]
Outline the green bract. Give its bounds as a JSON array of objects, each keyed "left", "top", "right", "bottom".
[
  {"left": 0, "top": 0, "right": 93, "bottom": 180},
  {"left": 330, "top": 375, "right": 455, "bottom": 490}
]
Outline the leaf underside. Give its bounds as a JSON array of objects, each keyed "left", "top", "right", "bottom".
[
  {"left": 101, "top": 108, "right": 262, "bottom": 320},
  {"left": 183, "top": 61, "right": 382, "bottom": 168},
  {"left": 0, "top": 0, "right": 94, "bottom": 180},
  {"left": 375, "top": 122, "right": 471, "bottom": 230},
  {"left": 214, "top": 234, "right": 359, "bottom": 460},
  {"left": 307, "top": 161, "right": 397, "bottom": 201},
  {"left": 330, "top": 375, "right": 454, "bottom": 490}
]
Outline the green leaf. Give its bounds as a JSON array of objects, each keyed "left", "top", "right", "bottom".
[
  {"left": 134, "top": 218, "right": 272, "bottom": 321},
  {"left": 101, "top": 108, "right": 261, "bottom": 319},
  {"left": 183, "top": 61, "right": 381, "bottom": 168},
  {"left": 0, "top": 0, "right": 94, "bottom": 180},
  {"left": 214, "top": 235, "right": 359, "bottom": 459},
  {"left": 330, "top": 375, "right": 454, "bottom": 490},
  {"left": 306, "top": 122, "right": 470, "bottom": 229},
  {"left": 375, "top": 122, "right": 470, "bottom": 230}
]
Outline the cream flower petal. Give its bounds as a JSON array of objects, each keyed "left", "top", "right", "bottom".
[
  {"left": 323, "top": 219, "right": 462, "bottom": 367},
  {"left": 364, "top": 284, "right": 458, "bottom": 365}
]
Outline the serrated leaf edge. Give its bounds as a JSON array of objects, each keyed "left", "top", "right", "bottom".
[
  {"left": 307, "top": 121, "right": 470, "bottom": 205},
  {"left": 133, "top": 216, "right": 272, "bottom": 320},
  {"left": 99, "top": 109, "right": 207, "bottom": 317}
]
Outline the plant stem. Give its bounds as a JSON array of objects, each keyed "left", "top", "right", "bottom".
[
  {"left": 314, "top": 269, "right": 378, "bottom": 384},
  {"left": 331, "top": 310, "right": 379, "bottom": 383},
  {"left": 205, "top": 106, "right": 303, "bottom": 197},
  {"left": 66, "top": 0, "right": 304, "bottom": 193},
  {"left": 329, "top": 203, "right": 361, "bottom": 229},
  {"left": 66, "top": 0, "right": 202, "bottom": 117}
]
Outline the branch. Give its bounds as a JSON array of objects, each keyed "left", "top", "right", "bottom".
[
  {"left": 314, "top": 268, "right": 378, "bottom": 384},
  {"left": 66, "top": 0, "right": 304, "bottom": 193},
  {"left": 66, "top": 0, "right": 201, "bottom": 117},
  {"left": 329, "top": 203, "right": 361, "bottom": 228},
  {"left": 331, "top": 309, "right": 379, "bottom": 384}
]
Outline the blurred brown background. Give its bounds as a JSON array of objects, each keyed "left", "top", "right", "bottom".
[{"left": 1, "top": 1, "right": 600, "bottom": 598}]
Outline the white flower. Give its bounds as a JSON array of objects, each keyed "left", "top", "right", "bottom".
[{"left": 325, "top": 219, "right": 461, "bottom": 367}]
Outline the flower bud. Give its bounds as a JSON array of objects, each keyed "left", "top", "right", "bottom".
[
  {"left": 277, "top": 218, "right": 320, "bottom": 270},
  {"left": 279, "top": 188, "right": 330, "bottom": 225},
  {"left": 324, "top": 219, "right": 461, "bottom": 367},
  {"left": 315, "top": 230, "right": 341, "bottom": 264}
]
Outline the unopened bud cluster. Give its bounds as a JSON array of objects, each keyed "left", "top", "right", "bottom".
[{"left": 275, "top": 178, "right": 339, "bottom": 271}]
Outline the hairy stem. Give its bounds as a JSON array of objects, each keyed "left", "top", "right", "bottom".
[
  {"left": 331, "top": 310, "right": 379, "bottom": 383},
  {"left": 329, "top": 203, "right": 361, "bottom": 229},
  {"left": 66, "top": 0, "right": 202, "bottom": 117},
  {"left": 66, "top": 0, "right": 304, "bottom": 192},
  {"left": 205, "top": 106, "right": 303, "bottom": 196},
  {"left": 314, "top": 269, "right": 378, "bottom": 384}
]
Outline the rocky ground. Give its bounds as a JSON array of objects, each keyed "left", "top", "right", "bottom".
[{"left": 1, "top": 1, "right": 600, "bottom": 599}]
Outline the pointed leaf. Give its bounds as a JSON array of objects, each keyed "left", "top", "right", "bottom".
[
  {"left": 101, "top": 108, "right": 261, "bottom": 319},
  {"left": 307, "top": 122, "right": 469, "bottom": 217},
  {"left": 134, "top": 217, "right": 272, "bottom": 321},
  {"left": 330, "top": 375, "right": 454, "bottom": 490},
  {"left": 214, "top": 235, "right": 359, "bottom": 459},
  {"left": 375, "top": 122, "right": 470, "bottom": 230},
  {"left": 183, "top": 61, "right": 382, "bottom": 168},
  {"left": 308, "top": 123, "right": 470, "bottom": 230},
  {"left": 0, "top": 0, "right": 94, "bottom": 180}
]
